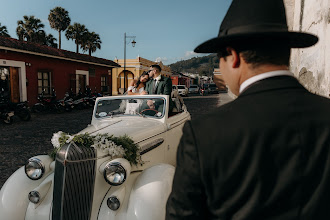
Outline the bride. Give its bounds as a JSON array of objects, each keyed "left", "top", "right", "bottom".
[{"left": 127, "top": 71, "right": 150, "bottom": 95}]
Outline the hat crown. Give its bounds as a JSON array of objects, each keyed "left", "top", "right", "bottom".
[
  {"left": 219, "top": 0, "right": 288, "bottom": 37},
  {"left": 194, "top": 0, "right": 318, "bottom": 53}
]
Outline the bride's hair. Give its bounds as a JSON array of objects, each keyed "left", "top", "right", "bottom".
[{"left": 135, "top": 71, "right": 150, "bottom": 88}]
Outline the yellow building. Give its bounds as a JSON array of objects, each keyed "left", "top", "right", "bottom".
[{"left": 112, "top": 56, "right": 172, "bottom": 95}]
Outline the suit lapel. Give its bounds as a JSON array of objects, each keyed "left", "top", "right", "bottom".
[{"left": 146, "top": 80, "right": 153, "bottom": 94}]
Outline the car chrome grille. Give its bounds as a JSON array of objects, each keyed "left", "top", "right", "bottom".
[{"left": 52, "top": 143, "right": 96, "bottom": 220}]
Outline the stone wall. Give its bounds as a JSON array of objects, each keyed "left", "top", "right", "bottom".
[{"left": 285, "top": 0, "right": 330, "bottom": 97}]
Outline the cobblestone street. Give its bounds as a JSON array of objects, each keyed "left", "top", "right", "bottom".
[{"left": 0, "top": 93, "right": 233, "bottom": 188}]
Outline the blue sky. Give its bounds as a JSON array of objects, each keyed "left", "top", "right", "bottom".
[{"left": 0, "top": 0, "right": 232, "bottom": 65}]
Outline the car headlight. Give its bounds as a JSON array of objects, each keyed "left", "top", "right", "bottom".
[
  {"left": 102, "top": 158, "right": 131, "bottom": 186},
  {"left": 28, "top": 191, "right": 40, "bottom": 204},
  {"left": 25, "top": 158, "right": 45, "bottom": 180}
]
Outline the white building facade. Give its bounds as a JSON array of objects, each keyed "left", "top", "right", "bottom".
[{"left": 285, "top": 0, "right": 330, "bottom": 97}]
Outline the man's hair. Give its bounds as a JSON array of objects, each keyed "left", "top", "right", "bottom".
[
  {"left": 240, "top": 46, "right": 290, "bottom": 68},
  {"left": 151, "top": 64, "right": 162, "bottom": 72},
  {"left": 220, "top": 45, "right": 291, "bottom": 69}
]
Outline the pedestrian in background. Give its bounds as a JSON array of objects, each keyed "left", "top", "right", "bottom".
[{"left": 166, "top": 0, "right": 330, "bottom": 219}]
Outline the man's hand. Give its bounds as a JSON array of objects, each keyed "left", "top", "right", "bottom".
[
  {"left": 141, "top": 91, "right": 148, "bottom": 95},
  {"left": 147, "top": 100, "right": 155, "bottom": 109}
]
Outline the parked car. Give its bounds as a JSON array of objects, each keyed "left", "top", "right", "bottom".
[
  {"left": 177, "top": 85, "right": 188, "bottom": 96},
  {"left": 208, "top": 83, "right": 219, "bottom": 94},
  {"left": 188, "top": 85, "right": 199, "bottom": 94},
  {"left": 0, "top": 94, "right": 191, "bottom": 220}
]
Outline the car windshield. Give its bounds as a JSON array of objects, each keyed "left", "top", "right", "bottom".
[
  {"left": 190, "top": 85, "right": 197, "bottom": 88},
  {"left": 95, "top": 97, "right": 166, "bottom": 119},
  {"left": 178, "top": 86, "right": 185, "bottom": 89},
  {"left": 209, "top": 84, "right": 217, "bottom": 88}
]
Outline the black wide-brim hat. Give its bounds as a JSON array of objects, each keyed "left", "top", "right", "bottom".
[{"left": 194, "top": 0, "right": 318, "bottom": 53}]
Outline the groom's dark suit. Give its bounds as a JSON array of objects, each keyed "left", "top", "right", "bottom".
[
  {"left": 145, "top": 75, "right": 172, "bottom": 96},
  {"left": 145, "top": 75, "right": 174, "bottom": 111},
  {"left": 166, "top": 75, "right": 330, "bottom": 219}
]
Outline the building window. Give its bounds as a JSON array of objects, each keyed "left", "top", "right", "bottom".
[
  {"left": 38, "top": 71, "right": 52, "bottom": 95},
  {"left": 101, "top": 75, "right": 108, "bottom": 92}
]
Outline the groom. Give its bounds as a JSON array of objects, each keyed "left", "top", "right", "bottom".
[
  {"left": 145, "top": 64, "right": 172, "bottom": 96},
  {"left": 145, "top": 64, "right": 174, "bottom": 111}
]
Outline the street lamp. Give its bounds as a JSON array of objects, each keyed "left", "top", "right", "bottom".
[{"left": 123, "top": 32, "right": 136, "bottom": 94}]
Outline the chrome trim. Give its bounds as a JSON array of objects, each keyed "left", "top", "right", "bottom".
[
  {"left": 140, "top": 138, "right": 165, "bottom": 155},
  {"left": 28, "top": 191, "right": 40, "bottom": 204}
]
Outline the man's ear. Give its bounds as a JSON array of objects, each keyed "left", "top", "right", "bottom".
[{"left": 227, "top": 47, "right": 240, "bottom": 68}]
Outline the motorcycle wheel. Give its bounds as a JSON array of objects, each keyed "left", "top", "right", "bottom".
[
  {"left": 3, "top": 115, "right": 13, "bottom": 124},
  {"left": 32, "top": 104, "right": 44, "bottom": 113},
  {"left": 76, "top": 102, "right": 86, "bottom": 110},
  {"left": 17, "top": 109, "right": 31, "bottom": 121},
  {"left": 55, "top": 105, "right": 66, "bottom": 114},
  {"left": 65, "top": 105, "right": 72, "bottom": 112}
]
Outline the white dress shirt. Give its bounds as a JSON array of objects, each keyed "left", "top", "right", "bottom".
[
  {"left": 239, "top": 70, "right": 294, "bottom": 94},
  {"left": 154, "top": 74, "right": 161, "bottom": 87}
]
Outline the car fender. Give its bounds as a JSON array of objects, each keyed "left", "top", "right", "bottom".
[
  {"left": 98, "top": 163, "right": 174, "bottom": 220},
  {"left": 127, "top": 163, "right": 174, "bottom": 220},
  {"left": 0, "top": 155, "right": 53, "bottom": 220}
]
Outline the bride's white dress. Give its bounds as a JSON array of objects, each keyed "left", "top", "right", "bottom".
[
  {"left": 120, "top": 86, "right": 145, "bottom": 114},
  {"left": 127, "top": 86, "right": 145, "bottom": 94}
]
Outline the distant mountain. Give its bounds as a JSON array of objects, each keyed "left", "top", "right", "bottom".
[{"left": 169, "top": 54, "right": 219, "bottom": 76}]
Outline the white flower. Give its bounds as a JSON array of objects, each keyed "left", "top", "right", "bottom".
[
  {"left": 66, "top": 135, "right": 74, "bottom": 143},
  {"left": 51, "top": 131, "right": 63, "bottom": 149}
]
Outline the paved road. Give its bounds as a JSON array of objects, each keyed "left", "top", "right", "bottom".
[{"left": 0, "top": 93, "right": 233, "bottom": 188}]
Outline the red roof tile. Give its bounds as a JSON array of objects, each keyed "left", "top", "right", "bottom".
[{"left": 0, "top": 36, "right": 120, "bottom": 67}]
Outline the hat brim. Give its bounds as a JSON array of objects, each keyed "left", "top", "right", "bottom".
[{"left": 194, "top": 31, "right": 318, "bottom": 53}]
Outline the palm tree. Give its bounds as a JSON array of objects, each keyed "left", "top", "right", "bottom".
[
  {"left": 81, "top": 31, "right": 102, "bottom": 56},
  {"left": 48, "top": 7, "right": 71, "bottom": 49},
  {"left": 16, "top": 25, "right": 25, "bottom": 40},
  {"left": 16, "top": 15, "right": 45, "bottom": 42},
  {"left": 45, "top": 34, "right": 58, "bottom": 48},
  {"left": 65, "top": 23, "right": 88, "bottom": 53},
  {"left": 0, "top": 23, "right": 10, "bottom": 37}
]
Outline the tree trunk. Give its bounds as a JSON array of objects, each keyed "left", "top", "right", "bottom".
[
  {"left": 58, "top": 31, "right": 61, "bottom": 49},
  {"left": 76, "top": 41, "right": 79, "bottom": 53},
  {"left": 89, "top": 49, "right": 91, "bottom": 56}
]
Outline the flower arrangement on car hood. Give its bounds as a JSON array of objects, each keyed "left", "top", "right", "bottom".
[{"left": 50, "top": 131, "right": 142, "bottom": 165}]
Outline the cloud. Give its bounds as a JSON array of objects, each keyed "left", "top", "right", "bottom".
[
  {"left": 183, "top": 51, "right": 199, "bottom": 59},
  {"left": 155, "top": 57, "right": 169, "bottom": 63}
]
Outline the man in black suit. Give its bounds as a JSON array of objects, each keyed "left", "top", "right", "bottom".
[{"left": 166, "top": 0, "right": 330, "bottom": 219}]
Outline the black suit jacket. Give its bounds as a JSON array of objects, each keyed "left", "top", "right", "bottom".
[{"left": 166, "top": 76, "right": 330, "bottom": 220}]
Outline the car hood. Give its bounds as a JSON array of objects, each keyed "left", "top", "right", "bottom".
[{"left": 78, "top": 117, "right": 166, "bottom": 143}]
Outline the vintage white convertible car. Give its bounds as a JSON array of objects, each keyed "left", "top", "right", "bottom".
[{"left": 0, "top": 95, "right": 190, "bottom": 220}]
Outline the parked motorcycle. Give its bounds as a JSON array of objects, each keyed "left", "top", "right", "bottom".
[
  {"left": 0, "top": 89, "right": 14, "bottom": 124},
  {"left": 59, "top": 92, "right": 74, "bottom": 112},
  {"left": 200, "top": 88, "right": 206, "bottom": 96},
  {"left": 67, "top": 88, "right": 87, "bottom": 110},
  {"left": 8, "top": 101, "right": 31, "bottom": 121},
  {"left": 32, "top": 89, "right": 65, "bottom": 113}
]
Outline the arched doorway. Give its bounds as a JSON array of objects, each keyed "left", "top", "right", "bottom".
[{"left": 117, "top": 70, "right": 134, "bottom": 94}]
